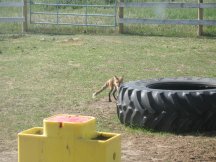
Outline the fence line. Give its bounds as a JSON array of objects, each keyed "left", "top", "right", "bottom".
[
  {"left": 0, "top": 2, "right": 24, "bottom": 7},
  {"left": 119, "top": 0, "right": 216, "bottom": 36},
  {"left": 0, "top": 1, "right": 216, "bottom": 35},
  {"left": 0, "top": 1, "right": 27, "bottom": 32},
  {"left": 118, "top": 2, "right": 216, "bottom": 8}
]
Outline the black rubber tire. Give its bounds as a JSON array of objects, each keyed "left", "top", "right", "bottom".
[{"left": 116, "top": 77, "right": 216, "bottom": 133}]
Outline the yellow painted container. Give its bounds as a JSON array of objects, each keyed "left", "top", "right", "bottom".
[{"left": 18, "top": 114, "right": 121, "bottom": 162}]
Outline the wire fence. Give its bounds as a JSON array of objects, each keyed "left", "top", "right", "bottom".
[
  {"left": 27, "top": 0, "right": 119, "bottom": 34},
  {"left": 30, "top": 0, "right": 117, "bottom": 27}
]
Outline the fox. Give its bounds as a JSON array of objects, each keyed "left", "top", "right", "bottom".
[{"left": 92, "top": 76, "right": 123, "bottom": 102}]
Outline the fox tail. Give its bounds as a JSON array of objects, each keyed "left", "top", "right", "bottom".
[{"left": 92, "top": 84, "right": 107, "bottom": 98}]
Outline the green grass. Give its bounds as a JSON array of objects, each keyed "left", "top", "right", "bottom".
[{"left": 0, "top": 34, "right": 216, "bottom": 151}]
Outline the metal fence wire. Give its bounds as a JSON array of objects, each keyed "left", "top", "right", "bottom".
[{"left": 30, "top": 0, "right": 117, "bottom": 27}]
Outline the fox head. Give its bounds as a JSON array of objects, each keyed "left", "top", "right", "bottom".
[{"left": 114, "top": 76, "right": 123, "bottom": 90}]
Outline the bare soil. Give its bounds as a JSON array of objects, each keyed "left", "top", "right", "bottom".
[{"left": 1, "top": 98, "right": 216, "bottom": 162}]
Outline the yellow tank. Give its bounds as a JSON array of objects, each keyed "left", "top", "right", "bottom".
[{"left": 18, "top": 114, "right": 121, "bottom": 162}]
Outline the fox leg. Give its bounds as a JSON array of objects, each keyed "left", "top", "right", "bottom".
[
  {"left": 112, "top": 88, "right": 117, "bottom": 100},
  {"left": 108, "top": 88, "right": 113, "bottom": 102}
]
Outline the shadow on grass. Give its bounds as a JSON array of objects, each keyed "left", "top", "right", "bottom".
[{"left": 125, "top": 125, "right": 216, "bottom": 138}]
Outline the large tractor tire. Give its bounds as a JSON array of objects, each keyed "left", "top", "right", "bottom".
[{"left": 116, "top": 77, "right": 216, "bottom": 133}]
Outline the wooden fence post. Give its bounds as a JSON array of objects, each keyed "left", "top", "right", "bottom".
[
  {"left": 198, "top": 0, "right": 203, "bottom": 36},
  {"left": 119, "top": 0, "right": 124, "bottom": 33},
  {"left": 22, "top": 0, "right": 28, "bottom": 32}
]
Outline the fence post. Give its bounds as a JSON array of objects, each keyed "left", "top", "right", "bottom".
[
  {"left": 198, "top": 0, "right": 203, "bottom": 36},
  {"left": 22, "top": 0, "right": 28, "bottom": 32},
  {"left": 119, "top": 0, "right": 124, "bottom": 33}
]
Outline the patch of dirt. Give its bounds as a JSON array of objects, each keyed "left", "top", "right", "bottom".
[
  {"left": 2, "top": 97, "right": 216, "bottom": 162},
  {"left": 121, "top": 133, "right": 216, "bottom": 162},
  {"left": 39, "top": 37, "right": 83, "bottom": 46},
  {"left": 0, "top": 151, "right": 17, "bottom": 162},
  {"left": 0, "top": 139, "right": 17, "bottom": 162},
  {"left": 58, "top": 38, "right": 83, "bottom": 46}
]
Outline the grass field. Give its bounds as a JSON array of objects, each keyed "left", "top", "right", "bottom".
[{"left": 0, "top": 34, "right": 216, "bottom": 158}]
